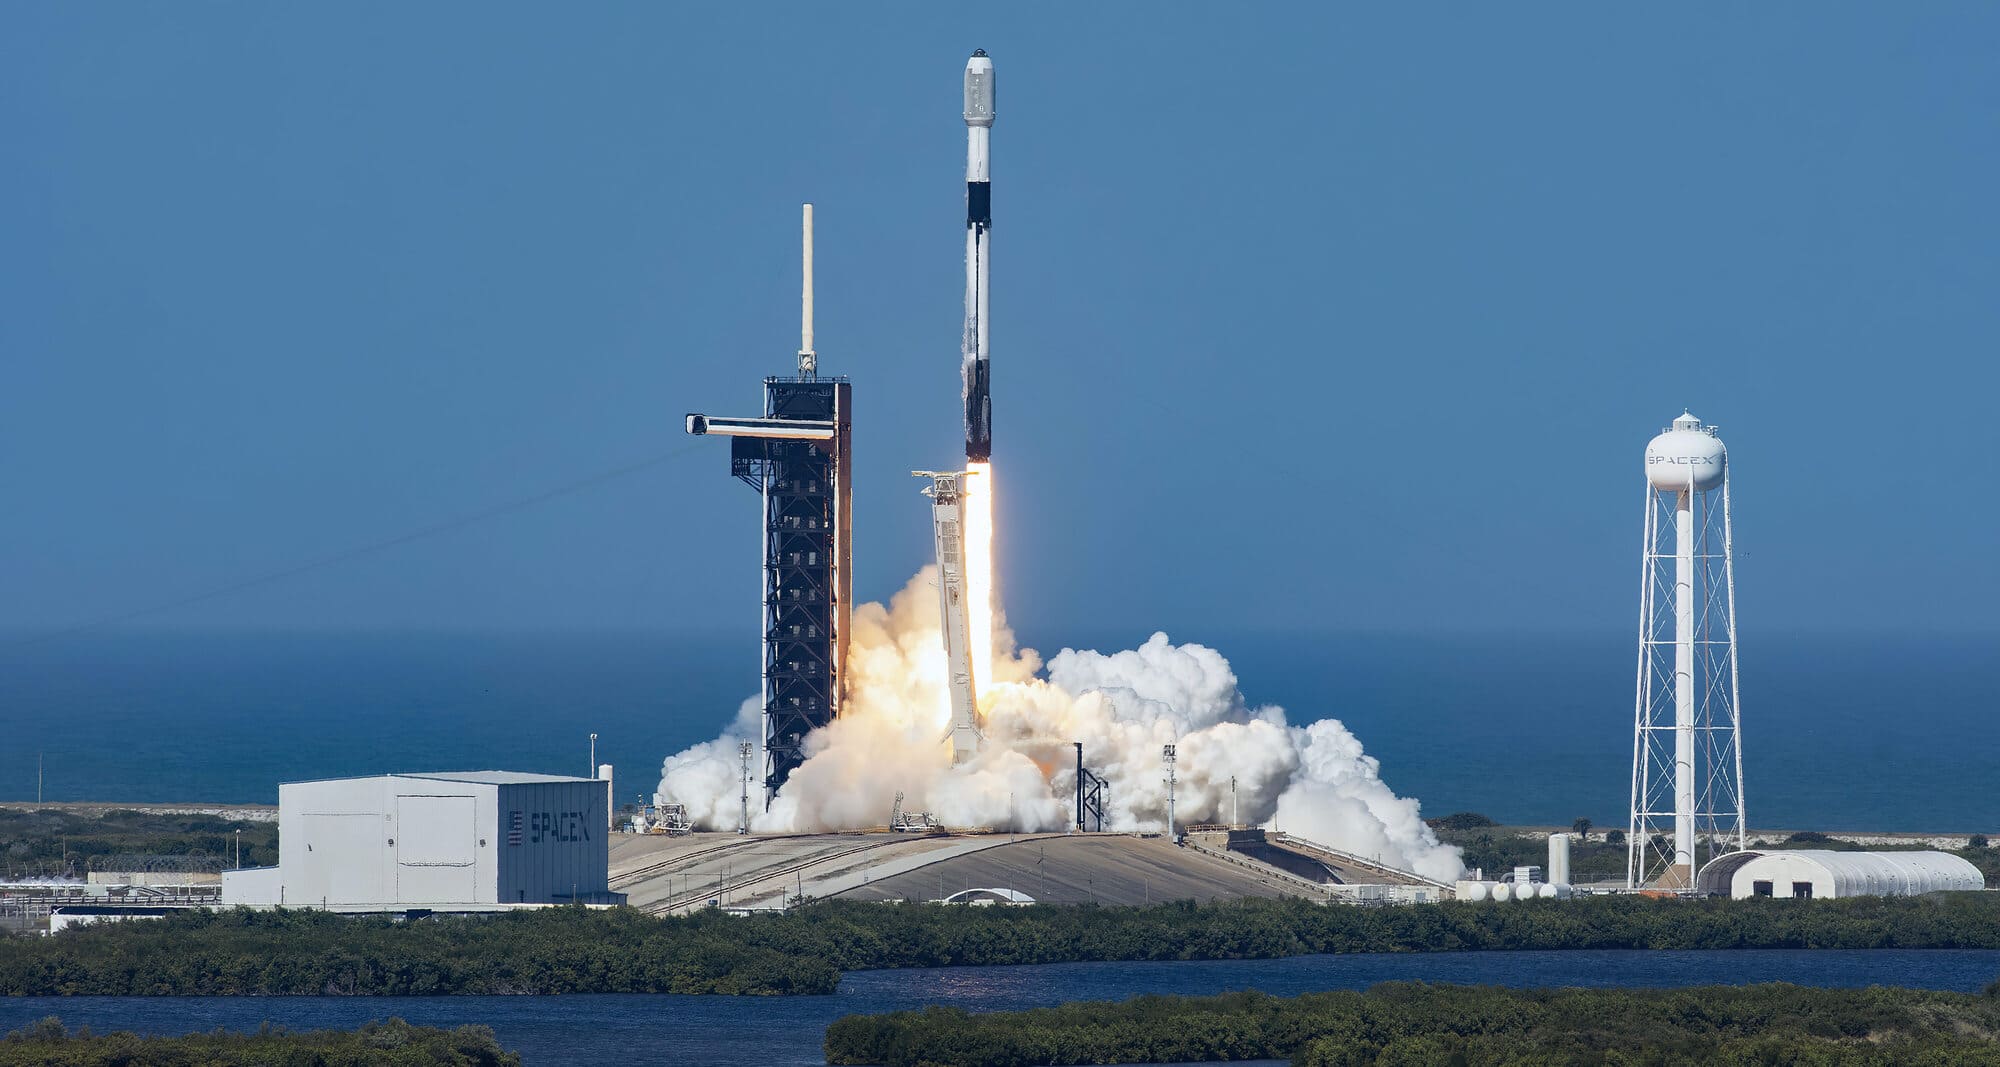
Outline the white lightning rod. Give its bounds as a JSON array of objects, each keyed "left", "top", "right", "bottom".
[{"left": 799, "top": 203, "right": 816, "bottom": 379}]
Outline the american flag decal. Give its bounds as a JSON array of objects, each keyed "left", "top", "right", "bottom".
[{"left": 507, "top": 810, "right": 523, "bottom": 846}]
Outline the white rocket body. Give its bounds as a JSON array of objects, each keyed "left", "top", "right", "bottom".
[{"left": 963, "top": 51, "right": 994, "bottom": 463}]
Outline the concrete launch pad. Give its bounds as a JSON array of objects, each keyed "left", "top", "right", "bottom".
[{"left": 609, "top": 829, "right": 1437, "bottom": 913}]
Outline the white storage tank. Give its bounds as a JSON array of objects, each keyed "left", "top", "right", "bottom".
[
  {"left": 1645, "top": 412, "right": 1727, "bottom": 491},
  {"left": 597, "top": 764, "right": 615, "bottom": 832},
  {"left": 1547, "top": 833, "right": 1571, "bottom": 886},
  {"left": 1491, "top": 882, "right": 1514, "bottom": 902},
  {"left": 1457, "top": 881, "right": 1492, "bottom": 902}
]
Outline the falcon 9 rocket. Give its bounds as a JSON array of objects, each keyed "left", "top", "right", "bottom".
[{"left": 962, "top": 50, "right": 994, "bottom": 463}]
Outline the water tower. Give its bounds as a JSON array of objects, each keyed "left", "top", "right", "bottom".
[{"left": 1628, "top": 412, "right": 1745, "bottom": 891}]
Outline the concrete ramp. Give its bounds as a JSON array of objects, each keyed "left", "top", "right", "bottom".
[
  {"left": 611, "top": 830, "right": 1365, "bottom": 911},
  {"left": 837, "top": 834, "right": 1325, "bottom": 906}
]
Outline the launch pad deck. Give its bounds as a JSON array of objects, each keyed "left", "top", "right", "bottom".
[{"left": 609, "top": 830, "right": 1435, "bottom": 912}]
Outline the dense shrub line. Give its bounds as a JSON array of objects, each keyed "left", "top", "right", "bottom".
[
  {"left": 0, "top": 1016, "right": 517, "bottom": 1066},
  {"left": 0, "top": 907, "right": 836, "bottom": 995},
  {"left": 825, "top": 983, "right": 2000, "bottom": 1066},
  {"left": 6, "top": 893, "right": 2000, "bottom": 996}
]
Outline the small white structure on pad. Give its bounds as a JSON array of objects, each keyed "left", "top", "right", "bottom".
[
  {"left": 1696, "top": 850, "right": 1982, "bottom": 900},
  {"left": 222, "top": 772, "right": 622, "bottom": 911}
]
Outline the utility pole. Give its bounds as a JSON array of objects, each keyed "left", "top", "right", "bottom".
[
  {"left": 737, "top": 741, "right": 752, "bottom": 835},
  {"left": 589, "top": 733, "right": 598, "bottom": 777},
  {"left": 1163, "top": 744, "right": 1178, "bottom": 840}
]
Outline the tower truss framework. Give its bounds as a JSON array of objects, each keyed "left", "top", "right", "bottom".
[{"left": 1628, "top": 455, "right": 1744, "bottom": 892}]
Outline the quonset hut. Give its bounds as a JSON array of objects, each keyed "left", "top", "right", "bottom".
[{"left": 1696, "top": 850, "right": 1983, "bottom": 899}]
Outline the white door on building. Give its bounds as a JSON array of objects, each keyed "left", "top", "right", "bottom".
[
  {"left": 300, "top": 813, "right": 388, "bottom": 906},
  {"left": 395, "top": 795, "right": 478, "bottom": 903}
]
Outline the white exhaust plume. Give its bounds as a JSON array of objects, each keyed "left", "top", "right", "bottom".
[{"left": 656, "top": 568, "right": 1464, "bottom": 883}]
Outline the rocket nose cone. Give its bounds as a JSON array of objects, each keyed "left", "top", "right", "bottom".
[{"left": 964, "top": 51, "right": 995, "bottom": 126}]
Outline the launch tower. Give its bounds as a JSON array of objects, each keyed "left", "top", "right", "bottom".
[
  {"left": 686, "top": 206, "right": 853, "bottom": 804},
  {"left": 1628, "top": 412, "right": 1744, "bottom": 891}
]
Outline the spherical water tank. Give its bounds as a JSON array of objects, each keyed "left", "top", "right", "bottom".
[
  {"left": 1490, "top": 882, "right": 1514, "bottom": 902},
  {"left": 1536, "top": 883, "right": 1562, "bottom": 899},
  {"left": 1645, "top": 412, "right": 1727, "bottom": 492},
  {"left": 1461, "top": 881, "right": 1491, "bottom": 902}
]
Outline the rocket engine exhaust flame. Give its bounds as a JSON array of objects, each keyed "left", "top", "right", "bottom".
[{"left": 963, "top": 461, "right": 994, "bottom": 687}]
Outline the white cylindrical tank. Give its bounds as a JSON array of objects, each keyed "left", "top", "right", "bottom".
[
  {"left": 1536, "top": 882, "right": 1562, "bottom": 899},
  {"left": 1460, "top": 881, "right": 1492, "bottom": 902},
  {"left": 1645, "top": 412, "right": 1727, "bottom": 491},
  {"left": 1491, "top": 882, "right": 1514, "bottom": 902},
  {"left": 598, "top": 764, "right": 614, "bottom": 831},
  {"left": 1548, "top": 833, "right": 1571, "bottom": 886}
]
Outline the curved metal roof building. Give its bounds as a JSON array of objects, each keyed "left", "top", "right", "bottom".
[{"left": 1696, "top": 849, "right": 1983, "bottom": 899}]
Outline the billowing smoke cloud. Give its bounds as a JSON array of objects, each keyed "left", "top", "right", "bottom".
[{"left": 656, "top": 568, "right": 1463, "bottom": 883}]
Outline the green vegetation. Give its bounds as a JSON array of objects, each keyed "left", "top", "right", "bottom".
[
  {"left": 11, "top": 893, "right": 2000, "bottom": 996},
  {"left": 0, "top": 907, "right": 835, "bottom": 995},
  {"left": 0, "top": 808, "right": 277, "bottom": 878},
  {"left": 0, "top": 1017, "right": 516, "bottom": 1066},
  {"left": 825, "top": 983, "right": 2000, "bottom": 1066}
]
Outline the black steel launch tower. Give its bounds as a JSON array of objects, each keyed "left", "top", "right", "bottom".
[{"left": 685, "top": 206, "right": 851, "bottom": 804}]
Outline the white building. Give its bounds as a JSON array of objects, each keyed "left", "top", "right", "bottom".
[
  {"left": 223, "top": 772, "right": 621, "bottom": 911},
  {"left": 1696, "top": 850, "right": 1983, "bottom": 900}
]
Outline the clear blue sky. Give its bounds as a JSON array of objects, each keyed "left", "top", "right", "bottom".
[{"left": 3, "top": 5, "right": 1995, "bottom": 641}]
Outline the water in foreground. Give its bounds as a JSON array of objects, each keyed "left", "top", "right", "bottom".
[{"left": 4, "top": 949, "right": 1997, "bottom": 1066}]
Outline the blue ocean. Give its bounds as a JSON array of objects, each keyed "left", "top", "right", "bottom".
[{"left": 0, "top": 629, "right": 1992, "bottom": 832}]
